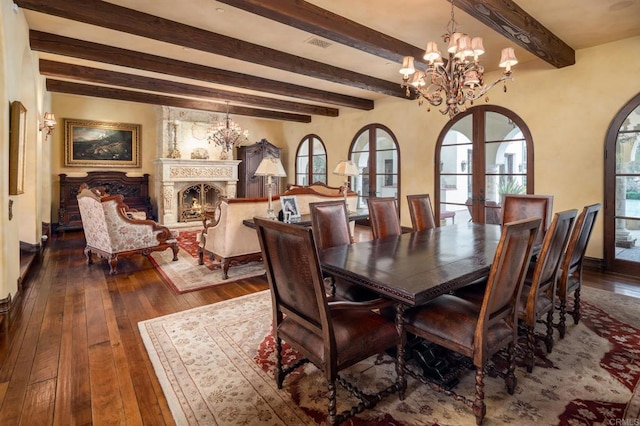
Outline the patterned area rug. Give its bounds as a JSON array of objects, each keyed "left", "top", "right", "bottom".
[
  {"left": 138, "top": 287, "right": 640, "bottom": 425},
  {"left": 148, "top": 230, "right": 265, "bottom": 293}
]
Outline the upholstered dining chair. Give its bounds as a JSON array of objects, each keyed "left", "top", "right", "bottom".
[
  {"left": 367, "top": 197, "right": 402, "bottom": 239},
  {"left": 556, "top": 203, "right": 601, "bottom": 339},
  {"left": 518, "top": 209, "right": 577, "bottom": 371},
  {"left": 407, "top": 194, "right": 437, "bottom": 232},
  {"left": 403, "top": 217, "right": 540, "bottom": 425},
  {"left": 309, "top": 200, "right": 378, "bottom": 301},
  {"left": 254, "top": 218, "right": 403, "bottom": 426},
  {"left": 501, "top": 194, "right": 554, "bottom": 247}
]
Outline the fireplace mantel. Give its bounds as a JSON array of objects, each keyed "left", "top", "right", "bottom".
[{"left": 154, "top": 158, "right": 241, "bottom": 227}]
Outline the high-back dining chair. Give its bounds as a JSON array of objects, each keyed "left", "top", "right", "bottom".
[
  {"left": 404, "top": 217, "right": 540, "bottom": 425},
  {"left": 556, "top": 203, "right": 601, "bottom": 339},
  {"left": 254, "top": 218, "right": 403, "bottom": 425},
  {"left": 309, "top": 200, "right": 378, "bottom": 301},
  {"left": 502, "top": 194, "right": 553, "bottom": 246},
  {"left": 518, "top": 209, "right": 576, "bottom": 372},
  {"left": 367, "top": 197, "right": 402, "bottom": 239},
  {"left": 407, "top": 194, "right": 437, "bottom": 232}
]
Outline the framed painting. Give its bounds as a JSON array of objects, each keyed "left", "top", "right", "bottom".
[
  {"left": 9, "top": 101, "right": 27, "bottom": 195},
  {"left": 64, "top": 119, "right": 141, "bottom": 167}
]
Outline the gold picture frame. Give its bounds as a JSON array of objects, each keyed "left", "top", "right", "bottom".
[
  {"left": 64, "top": 119, "right": 141, "bottom": 167},
  {"left": 9, "top": 101, "right": 27, "bottom": 195}
]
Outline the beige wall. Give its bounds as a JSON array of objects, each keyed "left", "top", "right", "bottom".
[
  {"left": 50, "top": 94, "right": 285, "bottom": 221},
  {"left": 280, "top": 36, "right": 640, "bottom": 259}
]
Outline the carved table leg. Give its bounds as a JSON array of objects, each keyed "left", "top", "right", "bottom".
[{"left": 395, "top": 303, "right": 406, "bottom": 400}]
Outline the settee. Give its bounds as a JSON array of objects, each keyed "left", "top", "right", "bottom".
[
  {"left": 198, "top": 183, "right": 357, "bottom": 279},
  {"left": 77, "top": 184, "right": 179, "bottom": 274}
]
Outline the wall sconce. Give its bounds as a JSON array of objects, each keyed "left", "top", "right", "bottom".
[
  {"left": 39, "top": 112, "right": 57, "bottom": 137},
  {"left": 461, "top": 160, "right": 467, "bottom": 172}
]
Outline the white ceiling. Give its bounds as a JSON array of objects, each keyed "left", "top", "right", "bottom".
[{"left": 19, "top": 0, "right": 640, "bottom": 115}]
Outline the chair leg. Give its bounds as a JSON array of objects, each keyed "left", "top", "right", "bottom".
[
  {"left": 221, "top": 259, "right": 230, "bottom": 279},
  {"left": 525, "top": 325, "right": 535, "bottom": 373},
  {"left": 84, "top": 247, "right": 93, "bottom": 265},
  {"left": 571, "top": 287, "right": 581, "bottom": 325},
  {"left": 328, "top": 380, "right": 337, "bottom": 425},
  {"left": 558, "top": 299, "right": 567, "bottom": 339},
  {"left": 171, "top": 243, "right": 179, "bottom": 261},
  {"left": 275, "top": 336, "right": 284, "bottom": 389},
  {"left": 108, "top": 254, "right": 118, "bottom": 274},
  {"left": 473, "top": 367, "right": 486, "bottom": 426},
  {"left": 545, "top": 311, "right": 554, "bottom": 353},
  {"left": 505, "top": 342, "right": 518, "bottom": 394}
]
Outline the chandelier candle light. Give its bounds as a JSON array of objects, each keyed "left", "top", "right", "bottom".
[
  {"left": 333, "top": 160, "right": 359, "bottom": 213},
  {"left": 399, "top": 0, "right": 517, "bottom": 118},
  {"left": 208, "top": 102, "right": 249, "bottom": 152},
  {"left": 254, "top": 157, "right": 287, "bottom": 220}
]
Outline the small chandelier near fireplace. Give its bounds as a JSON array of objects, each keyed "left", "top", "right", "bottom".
[
  {"left": 399, "top": 0, "right": 518, "bottom": 118},
  {"left": 208, "top": 102, "right": 249, "bottom": 152}
]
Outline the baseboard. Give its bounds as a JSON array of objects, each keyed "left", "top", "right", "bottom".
[
  {"left": 583, "top": 256, "right": 604, "bottom": 272},
  {"left": 20, "top": 240, "right": 41, "bottom": 253}
]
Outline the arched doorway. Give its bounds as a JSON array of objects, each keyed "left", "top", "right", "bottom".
[
  {"left": 604, "top": 93, "right": 640, "bottom": 276},
  {"left": 435, "top": 105, "right": 534, "bottom": 224}
]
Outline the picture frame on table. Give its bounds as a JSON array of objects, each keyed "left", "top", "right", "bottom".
[
  {"left": 280, "top": 195, "right": 301, "bottom": 220},
  {"left": 64, "top": 119, "right": 141, "bottom": 167},
  {"left": 9, "top": 101, "right": 27, "bottom": 195}
]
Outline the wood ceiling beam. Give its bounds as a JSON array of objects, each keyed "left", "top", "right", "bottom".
[
  {"left": 454, "top": 0, "right": 575, "bottom": 68},
  {"left": 46, "top": 80, "right": 312, "bottom": 123},
  {"left": 30, "top": 31, "right": 373, "bottom": 111},
  {"left": 39, "top": 60, "right": 339, "bottom": 117},
  {"left": 216, "top": 0, "right": 428, "bottom": 67},
  {"left": 16, "top": 0, "right": 404, "bottom": 97}
]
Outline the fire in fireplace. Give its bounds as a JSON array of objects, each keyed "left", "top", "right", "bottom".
[{"left": 178, "top": 183, "right": 219, "bottom": 222}]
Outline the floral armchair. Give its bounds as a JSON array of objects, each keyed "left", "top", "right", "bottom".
[{"left": 77, "top": 184, "right": 179, "bottom": 274}]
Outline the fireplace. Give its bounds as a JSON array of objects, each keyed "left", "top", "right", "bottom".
[
  {"left": 154, "top": 158, "right": 241, "bottom": 227},
  {"left": 178, "top": 183, "right": 219, "bottom": 222}
]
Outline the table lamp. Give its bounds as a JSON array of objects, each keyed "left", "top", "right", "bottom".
[
  {"left": 333, "top": 160, "right": 359, "bottom": 213},
  {"left": 254, "top": 156, "right": 287, "bottom": 219}
]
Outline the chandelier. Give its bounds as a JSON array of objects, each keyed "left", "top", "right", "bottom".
[
  {"left": 208, "top": 103, "right": 249, "bottom": 151},
  {"left": 399, "top": 0, "right": 518, "bottom": 118}
]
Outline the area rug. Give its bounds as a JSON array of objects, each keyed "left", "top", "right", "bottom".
[
  {"left": 148, "top": 230, "right": 264, "bottom": 293},
  {"left": 138, "top": 287, "right": 640, "bottom": 425}
]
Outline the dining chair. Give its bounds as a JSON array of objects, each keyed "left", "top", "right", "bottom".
[
  {"left": 254, "top": 218, "right": 403, "bottom": 426},
  {"left": 501, "top": 194, "right": 554, "bottom": 247},
  {"left": 556, "top": 203, "right": 601, "bottom": 339},
  {"left": 518, "top": 209, "right": 577, "bottom": 372},
  {"left": 407, "top": 194, "right": 436, "bottom": 232},
  {"left": 367, "top": 197, "right": 402, "bottom": 239},
  {"left": 309, "top": 200, "right": 378, "bottom": 301},
  {"left": 403, "top": 217, "right": 540, "bottom": 425}
]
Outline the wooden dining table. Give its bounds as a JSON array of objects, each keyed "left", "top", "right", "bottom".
[{"left": 319, "top": 222, "right": 503, "bottom": 307}]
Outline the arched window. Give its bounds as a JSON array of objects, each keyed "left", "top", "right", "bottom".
[
  {"left": 435, "top": 106, "right": 534, "bottom": 225},
  {"left": 348, "top": 124, "right": 400, "bottom": 211},
  {"left": 604, "top": 92, "right": 640, "bottom": 275},
  {"left": 295, "top": 134, "right": 327, "bottom": 185}
]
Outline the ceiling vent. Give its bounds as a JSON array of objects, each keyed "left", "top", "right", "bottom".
[{"left": 305, "top": 37, "right": 332, "bottom": 49}]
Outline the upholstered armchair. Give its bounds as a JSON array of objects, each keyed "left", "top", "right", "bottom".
[{"left": 77, "top": 184, "right": 179, "bottom": 274}]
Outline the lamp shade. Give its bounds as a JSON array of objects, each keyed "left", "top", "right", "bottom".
[
  {"left": 254, "top": 156, "right": 287, "bottom": 177},
  {"left": 333, "top": 160, "right": 359, "bottom": 177}
]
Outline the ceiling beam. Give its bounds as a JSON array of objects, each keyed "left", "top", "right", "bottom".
[
  {"left": 39, "top": 60, "right": 339, "bottom": 117},
  {"left": 30, "top": 31, "right": 373, "bottom": 111},
  {"left": 46, "top": 80, "right": 312, "bottom": 123},
  {"left": 216, "top": 0, "right": 428, "bottom": 67},
  {"left": 454, "top": 0, "right": 575, "bottom": 68},
  {"left": 16, "top": 0, "right": 404, "bottom": 97}
]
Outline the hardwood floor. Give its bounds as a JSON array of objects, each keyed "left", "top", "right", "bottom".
[{"left": 0, "top": 226, "right": 638, "bottom": 425}]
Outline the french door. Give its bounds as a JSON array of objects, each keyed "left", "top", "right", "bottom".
[
  {"left": 604, "top": 93, "right": 640, "bottom": 276},
  {"left": 435, "top": 106, "right": 534, "bottom": 225},
  {"left": 349, "top": 124, "right": 400, "bottom": 211}
]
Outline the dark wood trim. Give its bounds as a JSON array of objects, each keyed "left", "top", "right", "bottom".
[
  {"left": 583, "top": 256, "right": 604, "bottom": 272},
  {"left": 454, "top": 0, "right": 575, "bottom": 68},
  {"left": 17, "top": 0, "right": 402, "bottom": 97},
  {"left": 39, "top": 60, "right": 339, "bottom": 117},
  {"left": 46, "top": 80, "right": 312, "bottom": 123},
  {"left": 30, "top": 31, "right": 374, "bottom": 111}
]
